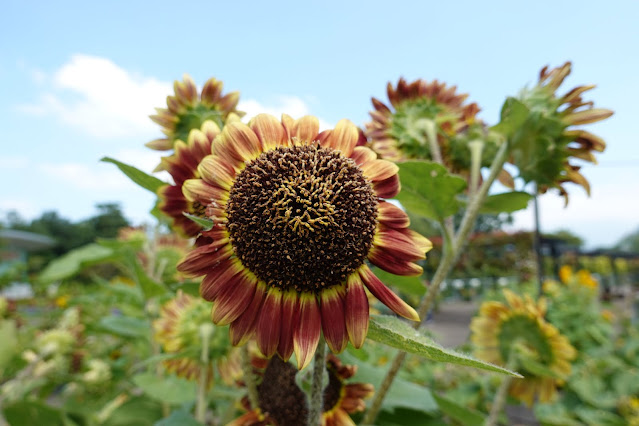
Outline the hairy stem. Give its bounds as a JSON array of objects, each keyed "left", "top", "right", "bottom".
[
  {"left": 195, "top": 323, "right": 214, "bottom": 423},
  {"left": 307, "top": 337, "right": 326, "bottom": 426},
  {"left": 362, "top": 141, "right": 510, "bottom": 424},
  {"left": 241, "top": 345, "right": 260, "bottom": 411},
  {"left": 486, "top": 351, "right": 517, "bottom": 426}
]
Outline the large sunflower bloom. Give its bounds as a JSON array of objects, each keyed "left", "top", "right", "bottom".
[
  {"left": 471, "top": 290, "right": 576, "bottom": 405},
  {"left": 178, "top": 114, "right": 432, "bottom": 368},
  {"left": 156, "top": 120, "right": 222, "bottom": 237},
  {"left": 147, "top": 74, "right": 243, "bottom": 152},
  {"left": 513, "top": 62, "right": 613, "bottom": 203},
  {"left": 153, "top": 291, "right": 241, "bottom": 384},
  {"left": 229, "top": 355, "right": 374, "bottom": 426}
]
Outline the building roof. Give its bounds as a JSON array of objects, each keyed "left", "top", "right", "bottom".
[{"left": 0, "top": 229, "right": 56, "bottom": 251}]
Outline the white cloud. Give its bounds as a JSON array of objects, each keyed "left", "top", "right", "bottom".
[
  {"left": 0, "top": 156, "right": 29, "bottom": 169},
  {"left": 239, "top": 96, "right": 333, "bottom": 130},
  {"left": 40, "top": 162, "right": 133, "bottom": 191},
  {"left": 19, "top": 55, "right": 171, "bottom": 139}
]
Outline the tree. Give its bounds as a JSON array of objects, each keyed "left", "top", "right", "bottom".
[{"left": 615, "top": 226, "right": 639, "bottom": 252}]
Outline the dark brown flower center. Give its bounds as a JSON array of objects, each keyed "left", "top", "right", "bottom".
[
  {"left": 257, "top": 357, "right": 344, "bottom": 426},
  {"left": 226, "top": 144, "right": 378, "bottom": 292}
]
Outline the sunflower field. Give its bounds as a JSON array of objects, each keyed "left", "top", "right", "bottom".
[{"left": 2, "top": 62, "right": 638, "bottom": 426}]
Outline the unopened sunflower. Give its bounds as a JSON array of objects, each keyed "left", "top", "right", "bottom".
[
  {"left": 156, "top": 120, "right": 222, "bottom": 237},
  {"left": 510, "top": 62, "right": 613, "bottom": 204},
  {"left": 471, "top": 290, "right": 576, "bottom": 405},
  {"left": 178, "top": 114, "right": 432, "bottom": 368},
  {"left": 229, "top": 355, "right": 373, "bottom": 426},
  {"left": 147, "top": 74, "right": 243, "bottom": 152},
  {"left": 153, "top": 291, "right": 241, "bottom": 384}
]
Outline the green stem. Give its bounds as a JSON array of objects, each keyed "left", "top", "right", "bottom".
[
  {"left": 240, "top": 345, "right": 260, "bottom": 411},
  {"left": 307, "top": 337, "right": 326, "bottom": 426},
  {"left": 485, "top": 351, "right": 517, "bottom": 426},
  {"left": 361, "top": 141, "right": 510, "bottom": 424},
  {"left": 195, "top": 323, "right": 214, "bottom": 423}
]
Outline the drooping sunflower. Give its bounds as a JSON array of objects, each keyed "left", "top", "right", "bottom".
[
  {"left": 156, "top": 120, "right": 222, "bottom": 237},
  {"left": 147, "top": 74, "right": 243, "bottom": 152},
  {"left": 153, "top": 291, "right": 242, "bottom": 384},
  {"left": 471, "top": 289, "right": 576, "bottom": 405},
  {"left": 511, "top": 62, "right": 613, "bottom": 204},
  {"left": 177, "top": 114, "right": 432, "bottom": 368},
  {"left": 229, "top": 355, "right": 374, "bottom": 426}
]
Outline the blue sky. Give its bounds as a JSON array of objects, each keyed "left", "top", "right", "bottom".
[{"left": 1, "top": 0, "right": 637, "bottom": 248}]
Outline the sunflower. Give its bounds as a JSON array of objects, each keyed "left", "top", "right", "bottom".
[
  {"left": 471, "top": 289, "right": 576, "bottom": 405},
  {"left": 156, "top": 120, "right": 222, "bottom": 237},
  {"left": 177, "top": 114, "right": 432, "bottom": 368},
  {"left": 153, "top": 291, "right": 242, "bottom": 384},
  {"left": 511, "top": 62, "right": 613, "bottom": 204},
  {"left": 229, "top": 355, "right": 374, "bottom": 426},
  {"left": 147, "top": 74, "right": 243, "bottom": 152}
]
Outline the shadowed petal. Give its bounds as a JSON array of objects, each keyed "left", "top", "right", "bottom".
[
  {"left": 345, "top": 274, "right": 369, "bottom": 349},
  {"left": 229, "top": 281, "right": 267, "bottom": 346},
  {"left": 256, "top": 287, "right": 283, "bottom": 358},
  {"left": 358, "top": 265, "right": 420, "bottom": 321},
  {"left": 293, "top": 293, "right": 321, "bottom": 369},
  {"left": 350, "top": 146, "right": 377, "bottom": 167},
  {"left": 177, "top": 243, "right": 232, "bottom": 277},
  {"left": 373, "top": 226, "right": 427, "bottom": 260},
  {"left": 320, "top": 285, "right": 348, "bottom": 354},
  {"left": 211, "top": 271, "right": 257, "bottom": 325},
  {"left": 368, "top": 245, "right": 423, "bottom": 276},
  {"left": 278, "top": 290, "right": 299, "bottom": 361},
  {"left": 373, "top": 174, "right": 400, "bottom": 199},
  {"left": 378, "top": 201, "right": 410, "bottom": 229},
  {"left": 289, "top": 115, "right": 320, "bottom": 143},
  {"left": 199, "top": 257, "right": 244, "bottom": 301}
]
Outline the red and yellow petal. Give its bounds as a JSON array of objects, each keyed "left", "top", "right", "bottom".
[
  {"left": 318, "top": 119, "right": 359, "bottom": 157},
  {"left": 199, "top": 257, "right": 244, "bottom": 301},
  {"left": 358, "top": 265, "right": 419, "bottom": 322},
  {"left": 359, "top": 159, "right": 399, "bottom": 183},
  {"left": 294, "top": 292, "right": 321, "bottom": 369},
  {"left": 320, "top": 285, "right": 348, "bottom": 354},
  {"left": 182, "top": 179, "right": 229, "bottom": 205},
  {"left": 372, "top": 174, "right": 401, "bottom": 199},
  {"left": 345, "top": 274, "right": 369, "bottom": 349},
  {"left": 377, "top": 201, "right": 410, "bottom": 229},
  {"left": 210, "top": 271, "right": 257, "bottom": 325},
  {"left": 229, "top": 282, "right": 267, "bottom": 346},
  {"left": 250, "top": 114, "right": 288, "bottom": 151},
  {"left": 278, "top": 290, "right": 299, "bottom": 361},
  {"left": 367, "top": 245, "right": 423, "bottom": 276},
  {"left": 177, "top": 242, "right": 233, "bottom": 277},
  {"left": 373, "top": 226, "right": 428, "bottom": 261},
  {"left": 214, "top": 121, "right": 263, "bottom": 163},
  {"left": 256, "top": 287, "right": 283, "bottom": 358},
  {"left": 282, "top": 114, "right": 320, "bottom": 143},
  {"left": 198, "top": 155, "right": 238, "bottom": 191}
]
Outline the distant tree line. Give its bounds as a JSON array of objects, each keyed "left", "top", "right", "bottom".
[{"left": 1, "top": 203, "right": 130, "bottom": 272}]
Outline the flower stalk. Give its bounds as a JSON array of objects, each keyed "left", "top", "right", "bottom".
[
  {"left": 485, "top": 348, "right": 518, "bottom": 426},
  {"left": 195, "top": 323, "right": 214, "bottom": 423},
  {"left": 240, "top": 345, "right": 260, "bottom": 411},
  {"left": 307, "top": 337, "right": 327, "bottom": 426},
  {"left": 362, "top": 140, "right": 510, "bottom": 424}
]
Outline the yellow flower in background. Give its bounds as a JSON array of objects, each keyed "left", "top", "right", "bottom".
[
  {"left": 153, "top": 291, "right": 241, "bottom": 384},
  {"left": 600, "top": 309, "right": 614, "bottom": 323},
  {"left": 55, "top": 295, "right": 69, "bottom": 308},
  {"left": 471, "top": 290, "right": 576, "bottom": 405},
  {"left": 558, "top": 265, "right": 573, "bottom": 284}
]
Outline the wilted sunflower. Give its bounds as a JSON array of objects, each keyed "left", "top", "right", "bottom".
[
  {"left": 147, "top": 74, "right": 243, "bottom": 152},
  {"left": 229, "top": 355, "right": 373, "bottom": 426},
  {"left": 156, "top": 120, "right": 222, "bottom": 237},
  {"left": 153, "top": 291, "right": 241, "bottom": 384},
  {"left": 511, "top": 62, "right": 613, "bottom": 204},
  {"left": 471, "top": 290, "right": 576, "bottom": 405},
  {"left": 178, "top": 114, "right": 431, "bottom": 368}
]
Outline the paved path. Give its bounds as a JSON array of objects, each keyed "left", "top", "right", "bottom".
[{"left": 424, "top": 300, "right": 478, "bottom": 348}]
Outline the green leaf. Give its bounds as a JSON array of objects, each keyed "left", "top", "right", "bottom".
[
  {"left": 574, "top": 406, "right": 626, "bottom": 426},
  {"left": 98, "top": 315, "right": 150, "bottom": 339},
  {"left": 372, "top": 267, "right": 426, "bottom": 297},
  {"left": 340, "top": 352, "right": 438, "bottom": 414},
  {"left": 155, "top": 410, "right": 201, "bottom": 426},
  {"left": 518, "top": 355, "right": 562, "bottom": 379},
  {"left": 367, "top": 315, "right": 522, "bottom": 377},
  {"left": 432, "top": 393, "right": 485, "bottom": 426},
  {"left": 395, "top": 161, "right": 467, "bottom": 222},
  {"left": 2, "top": 401, "right": 67, "bottom": 426},
  {"left": 478, "top": 192, "right": 533, "bottom": 214},
  {"left": 0, "top": 319, "right": 18, "bottom": 370},
  {"left": 101, "top": 157, "right": 166, "bottom": 194},
  {"left": 491, "top": 97, "right": 530, "bottom": 137},
  {"left": 38, "top": 243, "right": 115, "bottom": 283},
  {"left": 132, "top": 373, "right": 197, "bottom": 405},
  {"left": 131, "top": 259, "right": 168, "bottom": 299},
  {"left": 182, "top": 213, "right": 214, "bottom": 231}
]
